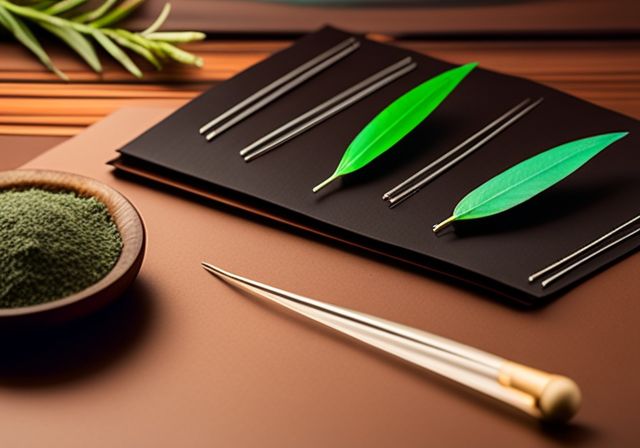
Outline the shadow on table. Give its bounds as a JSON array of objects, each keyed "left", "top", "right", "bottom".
[{"left": 0, "top": 280, "right": 155, "bottom": 388}]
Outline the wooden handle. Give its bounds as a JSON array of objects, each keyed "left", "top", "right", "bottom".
[{"left": 498, "top": 361, "right": 581, "bottom": 423}]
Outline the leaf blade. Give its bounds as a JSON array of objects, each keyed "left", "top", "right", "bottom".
[
  {"left": 40, "top": 21, "right": 102, "bottom": 72},
  {"left": 144, "top": 31, "right": 206, "bottom": 43},
  {"left": 141, "top": 2, "right": 170, "bottom": 35},
  {"left": 90, "top": 0, "right": 144, "bottom": 28},
  {"left": 105, "top": 29, "right": 161, "bottom": 70},
  {"left": 92, "top": 29, "right": 142, "bottom": 78},
  {"left": 433, "top": 132, "right": 629, "bottom": 232},
  {"left": 73, "top": 0, "right": 118, "bottom": 23},
  {"left": 44, "top": 0, "right": 89, "bottom": 16},
  {"left": 0, "top": 3, "right": 67, "bottom": 79},
  {"left": 313, "top": 62, "right": 476, "bottom": 192}
]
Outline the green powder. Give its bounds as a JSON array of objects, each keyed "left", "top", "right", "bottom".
[{"left": 0, "top": 188, "right": 122, "bottom": 308}]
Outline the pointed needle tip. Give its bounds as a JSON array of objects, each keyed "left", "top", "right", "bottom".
[
  {"left": 201, "top": 261, "right": 213, "bottom": 270},
  {"left": 201, "top": 261, "right": 220, "bottom": 274}
]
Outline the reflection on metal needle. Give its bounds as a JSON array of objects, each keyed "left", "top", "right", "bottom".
[
  {"left": 202, "top": 261, "right": 581, "bottom": 423},
  {"left": 529, "top": 213, "right": 640, "bottom": 283},
  {"left": 200, "top": 38, "right": 360, "bottom": 140},
  {"left": 541, "top": 226, "right": 640, "bottom": 288},
  {"left": 240, "top": 57, "right": 416, "bottom": 162},
  {"left": 384, "top": 98, "right": 543, "bottom": 207}
]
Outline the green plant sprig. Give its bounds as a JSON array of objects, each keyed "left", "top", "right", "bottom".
[{"left": 0, "top": 0, "right": 205, "bottom": 79}]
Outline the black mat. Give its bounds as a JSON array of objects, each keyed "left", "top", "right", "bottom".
[{"left": 114, "top": 27, "right": 640, "bottom": 306}]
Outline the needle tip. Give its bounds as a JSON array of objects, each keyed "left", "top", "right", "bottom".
[{"left": 201, "top": 261, "right": 219, "bottom": 274}]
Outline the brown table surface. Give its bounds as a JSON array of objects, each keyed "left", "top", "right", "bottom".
[
  {"left": 2, "top": 37, "right": 639, "bottom": 157},
  {"left": 1, "top": 28, "right": 640, "bottom": 447},
  {"left": 119, "top": 0, "right": 640, "bottom": 36}
]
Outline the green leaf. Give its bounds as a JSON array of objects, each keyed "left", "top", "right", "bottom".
[
  {"left": 144, "top": 31, "right": 206, "bottom": 43},
  {"left": 0, "top": 3, "right": 67, "bottom": 79},
  {"left": 30, "top": 1, "right": 58, "bottom": 11},
  {"left": 312, "top": 62, "right": 477, "bottom": 193},
  {"left": 44, "top": 0, "right": 88, "bottom": 16},
  {"left": 141, "top": 2, "right": 170, "bottom": 35},
  {"left": 92, "top": 29, "right": 142, "bottom": 77},
  {"left": 73, "top": 0, "right": 118, "bottom": 23},
  {"left": 157, "top": 41, "right": 203, "bottom": 66},
  {"left": 432, "top": 132, "right": 629, "bottom": 233},
  {"left": 90, "top": 0, "right": 144, "bottom": 28},
  {"left": 106, "top": 29, "right": 161, "bottom": 69},
  {"left": 40, "top": 21, "right": 102, "bottom": 72},
  {"left": 0, "top": 5, "right": 10, "bottom": 28}
]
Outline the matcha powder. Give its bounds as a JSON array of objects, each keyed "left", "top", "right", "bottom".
[{"left": 0, "top": 188, "right": 123, "bottom": 308}]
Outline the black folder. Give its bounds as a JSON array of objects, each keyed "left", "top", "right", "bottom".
[{"left": 113, "top": 27, "right": 640, "bottom": 306}]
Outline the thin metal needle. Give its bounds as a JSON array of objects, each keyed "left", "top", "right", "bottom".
[
  {"left": 201, "top": 261, "right": 503, "bottom": 375},
  {"left": 529, "top": 213, "right": 640, "bottom": 283},
  {"left": 201, "top": 261, "right": 581, "bottom": 422},
  {"left": 205, "top": 42, "right": 360, "bottom": 141},
  {"left": 242, "top": 61, "right": 417, "bottom": 162},
  {"left": 198, "top": 37, "right": 357, "bottom": 135},
  {"left": 240, "top": 57, "right": 413, "bottom": 158},
  {"left": 387, "top": 98, "right": 544, "bottom": 207},
  {"left": 382, "top": 98, "right": 533, "bottom": 201},
  {"left": 204, "top": 266, "right": 538, "bottom": 417},
  {"left": 541, "top": 226, "right": 640, "bottom": 288}
]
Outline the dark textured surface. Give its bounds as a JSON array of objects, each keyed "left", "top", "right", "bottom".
[{"left": 117, "top": 27, "right": 640, "bottom": 305}]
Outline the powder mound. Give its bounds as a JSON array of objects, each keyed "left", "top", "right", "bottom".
[{"left": 0, "top": 188, "right": 123, "bottom": 308}]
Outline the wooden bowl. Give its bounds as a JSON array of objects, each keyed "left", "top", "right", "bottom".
[{"left": 0, "top": 170, "right": 145, "bottom": 329}]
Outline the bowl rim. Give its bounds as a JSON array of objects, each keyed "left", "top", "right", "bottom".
[{"left": 0, "top": 169, "right": 145, "bottom": 317}]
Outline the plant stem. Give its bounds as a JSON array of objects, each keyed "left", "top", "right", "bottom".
[
  {"left": 432, "top": 216, "right": 456, "bottom": 233},
  {"left": 312, "top": 174, "right": 340, "bottom": 193}
]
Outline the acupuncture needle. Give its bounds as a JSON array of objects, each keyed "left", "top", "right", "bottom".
[
  {"left": 539, "top": 223, "right": 640, "bottom": 288},
  {"left": 384, "top": 98, "right": 543, "bottom": 207},
  {"left": 382, "top": 98, "right": 533, "bottom": 201},
  {"left": 202, "top": 261, "right": 581, "bottom": 423},
  {"left": 529, "top": 213, "right": 640, "bottom": 283},
  {"left": 203, "top": 40, "right": 361, "bottom": 141},
  {"left": 199, "top": 37, "right": 357, "bottom": 136},
  {"left": 241, "top": 57, "right": 416, "bottom": 162}
]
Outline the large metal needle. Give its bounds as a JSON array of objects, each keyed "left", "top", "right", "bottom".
[{"left": 202, "top": 261, "right": 581, "bottom": 423}]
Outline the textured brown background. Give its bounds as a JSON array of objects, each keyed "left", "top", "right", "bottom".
[
  {"left": 1, "top": 0, "right": 639, "bottom": 443},
  {"left": 123, "top": 0, "right": 640, "bottom": 36},
  {"left": 0, "top": 107, "right": 638, "bottom": 447}
]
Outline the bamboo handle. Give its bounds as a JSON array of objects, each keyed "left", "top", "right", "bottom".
[{"left": 498, "top": 361, "right": 581, "bottom": 423}]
